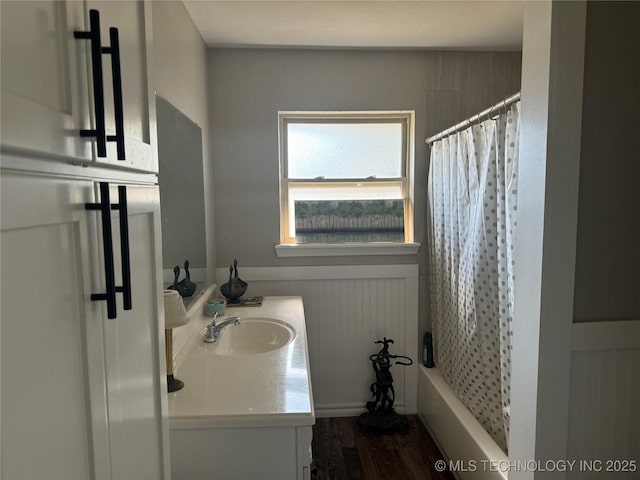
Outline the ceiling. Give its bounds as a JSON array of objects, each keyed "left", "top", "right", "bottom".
[{"left": 183, "top": 1, "right": 525, "bottom": 50}]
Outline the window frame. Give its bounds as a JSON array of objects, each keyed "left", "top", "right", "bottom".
[{"left": 277, "top": 111, "right": 418, "bottom": 256}]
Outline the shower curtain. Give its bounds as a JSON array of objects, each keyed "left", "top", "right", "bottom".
[{"left": 427, "top": 102, "right": 520, "bottom": 452}]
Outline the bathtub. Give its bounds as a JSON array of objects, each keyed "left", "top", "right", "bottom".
[{"left": 418, "top": 365, "right": 508, "bottom": 480}]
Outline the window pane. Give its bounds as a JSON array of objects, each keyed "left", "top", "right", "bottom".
[
  {"left": 294, "top": 200, "right": 404, "bottom": 244},
  {"left": 287, "top": 122, "right": 403, "bottom": 179},
  {"left": 287, "top": 181, "right": 403, "bottom": 237}
]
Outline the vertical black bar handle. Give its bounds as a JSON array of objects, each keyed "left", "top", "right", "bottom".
[
  {"left": 113, "top": 186, "right": 132, "bottom": 310},
  {"left": 75, "top": 10, "right": 107, "bottom": 157},
  {"left": 104, "top": 27, "right": 126, "bottom": 160},
  {"left": 86, "top": 182, "right": 117, "bottom": 319}
]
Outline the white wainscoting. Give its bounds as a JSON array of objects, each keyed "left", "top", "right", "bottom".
[
  {"left": 216, "top": 265, "right": 419, "bottom": 417},
  {"left": 566, "top": 319, "right": 640, "bottom": 479}
]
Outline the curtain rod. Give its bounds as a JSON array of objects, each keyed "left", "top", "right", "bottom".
[{"left": 425, "top": 92, "right": 521, "bottom": 145}]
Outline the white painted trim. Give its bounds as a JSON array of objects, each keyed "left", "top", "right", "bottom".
[
  {"left": 314, "top": 402, "right": 405, "bottom": 419},
  {"left": 216, "top": 264, "right": 419, "bottom": 283},
  {"left": 571, "top": 319, "right": 640, "bottom": 351},
  {"left": 278, "top": 110, "right": 417, "bottom": 246},
  {"left": 0, "top": 150, "right": 158, "bottom": 185},
  {"left": 404, "top": 270, "right": 419, "bottom": 414},
  {"left": 278, "top": 110, "right": 416, "bottom": 119},
  {"left": 275, "top": 242, "right": 420, "bottom": 257},
  {"left": 509, "top": 2, "right": 586, "bottom": 476}
]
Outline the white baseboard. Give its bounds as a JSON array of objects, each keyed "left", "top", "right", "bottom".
[{"left": 315, "top": 402, "right": 406, "bottom": 419}]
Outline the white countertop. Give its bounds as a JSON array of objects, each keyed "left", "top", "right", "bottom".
[{"left": 168, "top": 296, "right": 315, "bottom": 429}]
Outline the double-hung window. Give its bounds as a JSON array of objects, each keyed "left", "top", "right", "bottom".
[{"left": 277, "top": 111, "right": 419, "bottom": 256}]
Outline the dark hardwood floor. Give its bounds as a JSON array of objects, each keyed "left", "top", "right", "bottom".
[{"left": 311, "top": 416, "right": 455, "bottom": 480}]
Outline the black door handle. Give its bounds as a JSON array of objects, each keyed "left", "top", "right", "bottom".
[
  {"left": 86, "top": 183, "right": 133, "bottom": 318},
  {"left": 86, "top": 182, "right": 117, "bottom": 318},
  {"left": 75, "top": 10, "right": 126, "bottom": 160},
  {"left": 113, "top": 186, "right": 132, "bottom": 310},
  {"left": 75, "top": 9, "right": 107, "bottom": 158},
  {"left": 104, "top": 27, "right": 126, "bottom": 160}
]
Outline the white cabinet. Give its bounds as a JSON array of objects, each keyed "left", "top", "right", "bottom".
[
  {"left": 85, "top": 1, "right": 157, "bottom": 172},
  {"left": 0, "top": 173, "right": 170, "bottom": 479},
  {"left": 100, "top": 182, "right": 169, "bottom": 479},
  {"left": 1, "top": 174, "right": 107, "bottom": 479},
  {"left": 0, "top": 1, "right": 92, "bottom": 162},
  {"left": 0, "top": 0, "right": 157, "bottom": 173},
  {"left": 171, "top": 425, "right": 313, "bottom": 480},
  {"left": 1, "top": 2, "right": 167, "bottom": 476}
]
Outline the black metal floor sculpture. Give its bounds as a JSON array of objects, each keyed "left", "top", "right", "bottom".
[{"left": 358, "top": 337, "right": 413, "bottom": 434}]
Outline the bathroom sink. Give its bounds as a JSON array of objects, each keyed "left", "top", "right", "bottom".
[{"left": 208, "top": 317, "right": 295, "bottom": 356}]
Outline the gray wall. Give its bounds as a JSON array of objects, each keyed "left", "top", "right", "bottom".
[
  {"left": 152, "top": 1, "right": 215, "bottom": 279},
  {"left": 209, "top": 48, "right": 520, "bottom": 265},
  {"left": 573, "top": 1, "right": 640, "bottom": 321},
  {"left": 208, "top": 48, "right": 521, "bottom": 331}
]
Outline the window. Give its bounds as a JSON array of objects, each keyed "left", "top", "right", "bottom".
[{"left": 277, "top": 111, "right": 419, "bottom": 256}]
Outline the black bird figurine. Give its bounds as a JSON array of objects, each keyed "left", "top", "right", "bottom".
[
  {"left": 220, "top": 258, "right": 247, "bottom": 302},
  {"left": 233, "top": 259, "right": 240, "bottom": 280},
  {"left": 177, "top": 260, "right": 197, "bottom": 297},
  {"left": 167, "top": 265, "right": 191, "bottom": 297}
]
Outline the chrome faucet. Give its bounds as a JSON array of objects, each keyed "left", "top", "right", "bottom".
[{"left": 204, "top": 313, "right": 240, "bottom": 343}]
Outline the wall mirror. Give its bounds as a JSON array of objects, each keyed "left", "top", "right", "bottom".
[{"left": 156, "top": 95, "right": 206, "bottom": 293}]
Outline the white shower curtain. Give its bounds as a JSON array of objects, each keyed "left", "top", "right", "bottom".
[{"left": 427, "top": 102, "right": 519, "bottom": 452}]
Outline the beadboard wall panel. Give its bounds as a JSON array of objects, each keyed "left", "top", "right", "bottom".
[
  {"left": 566, "top": 320, "right": 640, "bottom": 479},
  {"left": 217, "top": 265, "right": 419, "bottom": 417}
]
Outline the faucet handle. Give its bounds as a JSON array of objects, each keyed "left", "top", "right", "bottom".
[{"left": 207, "top": 311, "right": 219, "bottom": 327}]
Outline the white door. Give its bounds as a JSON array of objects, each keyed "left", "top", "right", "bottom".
[
  {"left": 0, "top": 174, "right": 170, "bottom": 479},
  {"left": 98, "top": 183, "right": 170, "bottom": 479},
  {"left": 0, "top": 0, "right": 158, "bottom": 173},
  {"left": 0, "top": 1, "right": 92, "bottom": 161},
  {"left": 0, "top": 173, "right": 110, "bottom": 479},
  {"left": 87, "top": 0, "right": 158, "bottom": 172}
]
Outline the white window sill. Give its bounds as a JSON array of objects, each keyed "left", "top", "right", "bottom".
[{"left": 275, "top": 242, "right": 421, "bottom": 257}]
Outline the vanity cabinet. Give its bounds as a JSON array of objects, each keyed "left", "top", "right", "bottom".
[
  {"left": 169, "top": 297, "right": 315, "bottom": 480},
  {"left": 0, "top": 0, "right": 157, "bottom": 173},
  {"left": 0, "top": 173, "right": 169, "bottom": 479},
  {"left": 171, "top": 425, "right": 313, "bottom": 480},
  {"left": 1, "top": 1, "right": 169, "bottom": 477}
]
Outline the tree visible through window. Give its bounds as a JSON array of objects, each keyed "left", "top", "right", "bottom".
[{"left": 279, "top": 112, "right": 415, "bottom": 245}]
